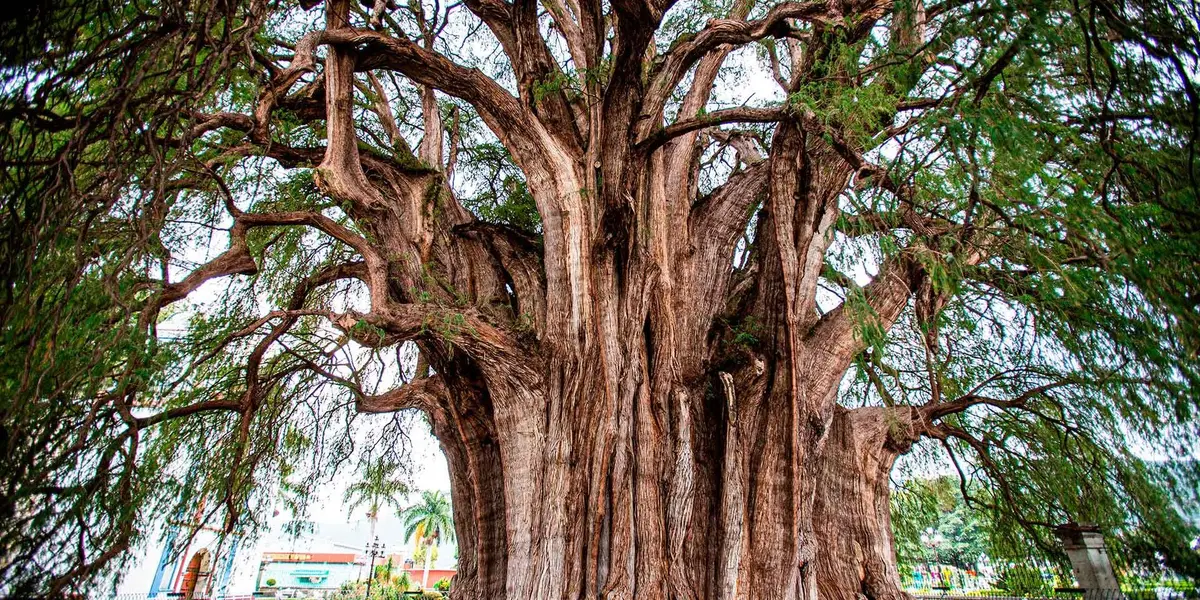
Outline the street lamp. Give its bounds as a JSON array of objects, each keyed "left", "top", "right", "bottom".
[
  {"left": 364, "top": 536, "right": 386, "bottom": 600},
  {"left": 921, "top": 528, "right": 946, "bottom": 591}
]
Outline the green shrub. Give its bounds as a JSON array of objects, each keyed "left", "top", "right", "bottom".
[
  {"left": 396, "top": 572, "right": 416, "bottom": 591},
  {"left": 994, "top": 565, "right": 1050, "bottom": 596},
  {"left": 265, "top": 578, "right": 277, "bottom": 587},
  {"left": 434, "top": 578, "right": 451, "bottom": 592}
]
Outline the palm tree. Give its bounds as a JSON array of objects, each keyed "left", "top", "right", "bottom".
[
  {"left": 343, "top": 454, "right": 408, "bottom": 570},
  {"left": 398, "top": 490, "right": 454, "bottom": 589}
]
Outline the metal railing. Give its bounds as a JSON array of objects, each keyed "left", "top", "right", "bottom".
[
  {"left": 69, "top": 588, "right": 1192, "bottom": 600},
  {"left": 913, "top": 588, "right": 1198, "bottom": 600},
  {"left": 83, "top": 592, "right": 447, "bottom": 600},
  {"left": 80, "top": 595, "right": 274, "bottom": 600}
]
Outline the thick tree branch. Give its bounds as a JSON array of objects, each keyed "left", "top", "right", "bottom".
[
  {"left": 189, "top": 111, "right": 255, "bottom": 139},
  {"left": 331, "top": 305, "right": 527, "bottom": 370},
  {"left": 333, "top": 26, "right": 587, "bottom": 225},
  {"left": 238, "top": 210, "right": 391, "bottom": 309},
  {"left": 806, "top": 242, "right": 984, "bottom": 385},
  {"left": 685, "top": 161, "right": 770, "bottom": 347},
  {"left": 145, "top": 207, "right": 386, "bottom": 339},
  {"left": 689, "top": 161, "right": 769, "bottom": 238},
  {"left": 647, "top": 1, "right": 834, "bottom": 110},
  {"left": 365, "top": 72, "right": 404, "bottom": 148},
  {"left": 254, "top": 30, "right": 325, "bottom": 145},
  {"left": 356, "top": 374, "right": 449, "bottom": 413},
  {"left": 155, "top": 240, "right": 259, "bottom": 309},
  {"left": 452, "top": 222, "right": 548, "bottom": 333},
  {"left": 806, "top": 251, "right": 924, "bottom": 355},
  {"left": 637, "top": 106, "right": 788, "bottom": 154},
  {"left": 460, "top": 0, "right": 518, "bottom": 53},
  {"left": 541, "top": 0, "right": 589, "bottom": 71},
  {"left": 455, "top": 0, "right": 591, "bottom": 144},
  {"left": 317, "top": 0, "right": 394, "bottom": 213},
  {"left": 923, "top": 379, "right": 1076, "bottom": 421},
  {"left": 133, "top": 399, "right": 244, "bottom": 428},
  {"left": 510, "top": 0, "right": 586, "bottom": 149},
  {"left": 331, "top": 29, "right": 547, "bottom": 161},
  {"left": 655, "top": 0, "right": 757, "bottom": 217}
]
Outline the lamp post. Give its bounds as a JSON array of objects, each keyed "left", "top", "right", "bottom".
[
  {"left": 364, "top": 536, "right": 386, "bottom": 600},
  {"left": 921, "top": 528, "right": 946, "bottom": 591}
]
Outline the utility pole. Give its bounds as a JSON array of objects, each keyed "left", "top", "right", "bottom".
[
  {"left": 356, "top": 446, "right": 374, "bottom": 583},
  {"left": 921, "top": 527, "right": 946, "bottom": 591},
  {"left": 364, "top": 536, "right": 386, "bottom": 600}
]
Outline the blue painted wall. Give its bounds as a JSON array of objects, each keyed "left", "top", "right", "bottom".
[{"left": 257, "top": 561, "right": 363, "bottom": 590}]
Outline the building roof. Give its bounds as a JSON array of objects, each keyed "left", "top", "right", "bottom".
[{"left": 261, "top": 552, "right": 359, "bottom": 564}]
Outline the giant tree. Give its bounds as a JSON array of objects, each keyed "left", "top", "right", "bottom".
[{"left": 1, "top": 0, "right": 1198, "bottom": 597}]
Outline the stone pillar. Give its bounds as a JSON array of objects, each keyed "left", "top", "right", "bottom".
[{"left": 1054, "top": 523, "right": 1120, "bottom": 591}]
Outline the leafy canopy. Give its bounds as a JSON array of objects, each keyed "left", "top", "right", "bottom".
[{"left": 0, "top": 0, "right": 1198, "bottom": 592}]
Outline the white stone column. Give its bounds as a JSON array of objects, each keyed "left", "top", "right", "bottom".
[{"left": 1054, "top": 523, "right": 1120, "bottom": 592}]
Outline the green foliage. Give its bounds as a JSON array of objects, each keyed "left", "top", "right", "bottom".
[
  {"left": 374, "top": 561, "right": 392, "bottom": 581},
  {"left": 457, "top": 141, "right": 542, "bottom": 233},
  {"left": 994, "top": 565, "right": 1051, "bottom": 596},
  {"left": 0, "top": 0, "right": 283, "bottom": 592},
  {"left": 729, "top": 315, "right": 763, "bottom": 348},
  {"left": 396, "top": 571, "right": 417, "bottom": 592},
  {"left": 893, "top": 477, "right": 992, "bottom": 572},
  {"left": 424, "top": 311, "right": 474, "bottom": 344},
  {"left": 401, "top": 490, "right": 455, "bottom": 542},
  {"left": 842, "top": 285, "right": 888, "bottom": 352},
  {"left": 327, "top": 581, "right": 360, "bottom": 600},
  {"left": 434, "top": 577, "right": 451, "bottom": 591},
  {"left": 400, "top": 490, "right": 456, "bottom": 567},
  {"left": 328, "top": 576, "right": 414, "bottom": 600},
  {"left": 533, "top": 72, "right": 574, "bottom": 105},
  {"left": 344, "top": 453, "right": 410, "bottom": 524},
  {"left": 836, "top": 0, "right": 1200, "bottom": 568}
]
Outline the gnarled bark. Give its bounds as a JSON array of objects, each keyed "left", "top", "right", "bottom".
[{"left": 814, "top": 407, "right": 920, "bottom": 600}]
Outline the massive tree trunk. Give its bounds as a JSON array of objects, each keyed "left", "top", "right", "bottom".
[
  {"left": 420, "top": 350, "right": 871, "bottom": 600},
  {"left": 813, "top": 407, "right": 920, "bottom": 600},
  {"left": 417, "top": 345, "right": 923, "bottom": 600},
  {"left": 275, "top": 1, "right": 934, "bottom": 598}
]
